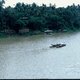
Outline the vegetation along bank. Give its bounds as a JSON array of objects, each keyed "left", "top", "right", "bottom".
[{"left": 0, "top": 0, "right": 80, "bottom": 36}]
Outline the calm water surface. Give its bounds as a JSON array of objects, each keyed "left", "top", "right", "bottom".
[{"left": 0, "top": 32, "right": 80, "bottom": 79}]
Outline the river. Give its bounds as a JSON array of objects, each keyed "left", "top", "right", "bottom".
[{"left": 0, "top": 32, "right": 80, "bottom": 79}]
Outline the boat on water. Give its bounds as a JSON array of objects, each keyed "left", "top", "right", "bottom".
[{"left": 50, "top": 44, "right": 66, "bottom": 48}]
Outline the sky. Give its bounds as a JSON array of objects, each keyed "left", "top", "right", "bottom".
[{"left": 4, "top": 0, "right": 80, "bottom": 8}]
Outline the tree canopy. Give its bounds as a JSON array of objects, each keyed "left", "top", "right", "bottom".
[{"left": 0, "top": 1, "right": 80, "bottom": 34}]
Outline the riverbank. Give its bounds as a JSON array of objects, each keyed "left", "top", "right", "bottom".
[{"left": 0, "top": 29, "right": 79, "bottom": 39}]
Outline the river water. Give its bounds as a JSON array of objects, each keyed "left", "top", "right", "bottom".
[{"left": 0, "top": 32, "right": 80, "bottom": 79}]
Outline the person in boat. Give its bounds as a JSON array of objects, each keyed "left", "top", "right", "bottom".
[{"left": 50, "top": 44, "right": 66, "bottom": 48}]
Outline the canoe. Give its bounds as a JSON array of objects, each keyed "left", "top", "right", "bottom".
[{"left": 50, "top": 44, "right": 66, "bottom": 48}]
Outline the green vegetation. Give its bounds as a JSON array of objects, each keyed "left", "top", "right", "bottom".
[{"left": 0, "top": 0, "right": 80, "bottom": 35}]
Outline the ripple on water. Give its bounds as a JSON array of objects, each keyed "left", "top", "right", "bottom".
[{"left": 0, "top": 32, "right": 80, "bottom": 78}]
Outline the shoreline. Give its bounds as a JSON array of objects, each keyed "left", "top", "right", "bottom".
[{"left": 0, "top": 30, "right": 79, "bottom": 39}]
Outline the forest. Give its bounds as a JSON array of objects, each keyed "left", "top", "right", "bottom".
[{"left": 0, "top": 0, "right": 80, "bottom": 34}]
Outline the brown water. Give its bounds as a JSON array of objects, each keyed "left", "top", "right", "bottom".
[{"left": 0, "top": 32, "right": 80, "bottom": 79}]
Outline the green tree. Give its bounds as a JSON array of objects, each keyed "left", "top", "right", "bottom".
[{"left": 0, "top": 0, "right": 5, "bottom": 31}]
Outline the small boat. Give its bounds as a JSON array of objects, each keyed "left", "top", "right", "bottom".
[{"left": 50, "top": 44, "right": 66, "bottom": 48}]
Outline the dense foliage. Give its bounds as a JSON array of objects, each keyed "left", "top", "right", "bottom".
[{"left": 0, "top": 0, "right": 80, "bottom": 34}]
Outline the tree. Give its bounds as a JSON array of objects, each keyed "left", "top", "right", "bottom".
[
  {"left": 14, "top": 19, "right": 26, "bottom": 33},
  {"left": 27, "top": 16, "right": 45, "bottom": 31},
  {"left": 0, "top": 2, "right": 80, "bottom": 34},
  {"left": 0, "top": 0, "right": 5, "bottom": 31}
]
